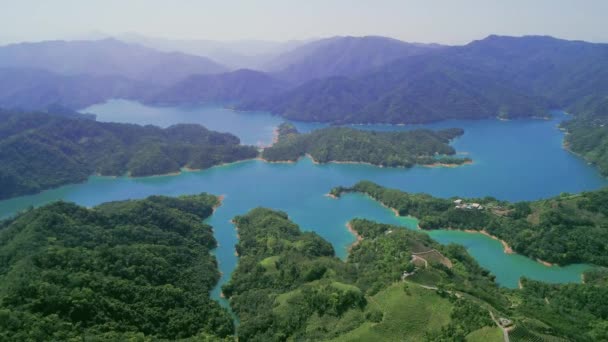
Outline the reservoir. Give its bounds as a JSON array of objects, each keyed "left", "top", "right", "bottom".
[{"left": 1, "top": 100, "right": 604, "bottom": 305}]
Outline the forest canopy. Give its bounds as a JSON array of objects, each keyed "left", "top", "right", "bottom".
[
  {"left": 0, "top": 109, "right": 258, "bottom": 200},
  {"left": 0, "top": 193, "right": 234, "bottom": 340},
  {"left": 223, "top": 207, "right": 608, "bottom": 341},
  {"left": 332, "top": 181, "right": 608, "bottom": 267},
  {"left": 262, "top": 123, "right": 471, "bottom": 168}
]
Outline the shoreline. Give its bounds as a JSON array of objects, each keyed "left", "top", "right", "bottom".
[
  {"left": 255, "top": 156, "right": 298, "bottom": 164},
  {"left": 212, "top": 195, "right": 225, "bottom": 214},
  {"left": 422, "top": 160, "right": 474, "bottom": 168},
  {"left": 260, "top": 154, "right": 472, "bottom": 169},
  {"left": 460, "top": 229, "right": 514, "bottom": 254},
  {"left": 536, "top": 258, "right": 555, "bottom": 267},
  {"left": 231, "top": 219, "right": 240, "bottom": 257},
  {"left": 346, "top": 222, "right": 363, "bottom": 250}
]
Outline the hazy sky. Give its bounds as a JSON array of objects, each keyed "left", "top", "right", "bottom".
[{"left": 1, "top": 0, "right": 607, "bottom": 45}]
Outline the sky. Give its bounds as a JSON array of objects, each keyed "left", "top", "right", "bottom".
[{"left": 1, "top": 0, "right": 607, "bottom": 45}]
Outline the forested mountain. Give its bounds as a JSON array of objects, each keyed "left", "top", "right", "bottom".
[
  {"left": 146, "top": 69, "right": 287, "bottom": 105},
  {"left": 0, "top": 68, "right": 148, "bottom": 110},
  {"left": 0, "top": 38, "right": 228, "bottom": 85},
  {"left": 560, "top": 96, "right": 608, "bottom": 174},
  {"left": 266, "top": 36, "right": 442, "bottom": 84},
  {"left": 332, "top": 181, "right": 608, "bottom": 267},
  {"left": 0, "top": 194, "right": 234, "bottom": 340},
  {"left": 0, "top": 110, "right": 258, "bottom": 200},
  {"left": 3, "top": 35, "right": 606, "bottom": 123},
  {"left": 263, "top": 123, "right": 470, "bottom": 167},
  {"left": 223, "top": 207, "right": 607, "bottom": 341},
  {"left": 241, "top": 35, "right": 608, "bottom": 124}
]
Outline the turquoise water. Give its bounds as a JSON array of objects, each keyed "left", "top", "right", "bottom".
[
  {"left": 85, "top": 99, "right": 283, "bottom": 147},
  {"left": 2, "top": 101, "right": 606, "bottom": 307}
]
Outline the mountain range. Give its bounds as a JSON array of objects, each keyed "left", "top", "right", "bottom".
[
  {"left": 240, "top": 35, "right": 608, "bottom": 123},
  {"left": 1, "top": 34, "right": 607, "bottom": 125},
  {"left": 266, "top": 35, "right": 443, "bottom": 84},
  {"left": 0, "top": 38, "right": 227, "bottom": 85}
]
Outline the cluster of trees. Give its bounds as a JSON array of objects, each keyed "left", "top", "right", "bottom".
[
  {"left": 516, "top": 276, "right": 608, "bottom": 341},
  {"left": 333, "top": 181, "right": 608, "bottom": 267},
  {"left": 0, "top": 194, "right": 234, "bottom": 340},
  {"left": 221, "top": 208, "right": 355, "bottom": 341},
  {"left": 0, "top": 109, "right": 258, "bottom": 200},
  {"left": 223, "top": 208, "right": 507, "bottom": 341},
  {"left": 3, "top": 195, "right": 604, "bottom": 341},
  {"left": 262, "top": 125, "right": 471, "bottom": 167}
]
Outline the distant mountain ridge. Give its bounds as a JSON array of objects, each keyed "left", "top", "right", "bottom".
[
  {"left": 267, "top": 36, "right": 443, "bottom": 84},
  {"left": 117, "top": 33, "right": 313, "bottom": 70},
  {"left": 1, "top": 35, "right": 607, "bottom": 124},
  {"left": 0, "top": 67, "right": 148, "bottom": 110},
  {"left": 240, "top": 35, "right": 608, "bottom": 124},
  {"left": 0, "top": 38, "right": 228, "bottom": 85}
]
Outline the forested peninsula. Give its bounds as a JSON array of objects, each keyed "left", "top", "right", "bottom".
[
  {"left": 561, "top": 97, "right": 608, "bottom": 175},
  {"left": 262, "top": 123, "right": 471, "bottom": 167},
  {"left": 0, "top": 109, "right": 258, "bottom": 200},
  {"left": 331, "top": 181, "right": 608, "bottom": 267},
  {"left": 0, "top": 194, "right": 234, "bottom": 340},
  {"left": 223, "top": 208, "right": 608, "bottom": 341}
]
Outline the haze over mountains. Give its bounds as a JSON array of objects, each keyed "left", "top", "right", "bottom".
[
  {"left": 266, "top": 36, "right": 444, "bottom": 84},
  {"left": 0, "top": 34, "right": 606, "bottom": 124},
  {"left": 117, "top": 32, "right": 313, "bottom": 70}
]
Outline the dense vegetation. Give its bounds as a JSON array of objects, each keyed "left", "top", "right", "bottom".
[
  {"left": 262, "top": 124, "right": 471, "bottom": 167},
  {"left": 332, "top": 181, "right": 608, "bottom": 267},
  {"left": 0, "top": 109, "right": 258, "bottom": 200},
  {"left": 0, "top": 194, "right": 234, "bottom": 340},
  {"left": 223, "top": 208, "right": 516, "bottom": 341},
  {"left": 514, "top": 276, "right": 608, "bottom": 341},
  {"left": 4, "top": 197, "right": 602, "bottom": 341},
  {"left": 561, "top": 96, "right": 608, "bottom": 175}
]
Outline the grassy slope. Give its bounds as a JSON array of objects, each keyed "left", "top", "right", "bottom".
[
  {"left": 330, "top": 283, "right": 453, "bottom": 342},
  {"left": 466, "top": 326, "right": 503, "bottom": 342}
]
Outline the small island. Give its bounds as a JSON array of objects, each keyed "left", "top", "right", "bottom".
[
  {"left": 331, "top": 181, "right": 608, "bottom": 267},
  {"left": 262, "top": 122, "right": 472, "bottom": 168}
]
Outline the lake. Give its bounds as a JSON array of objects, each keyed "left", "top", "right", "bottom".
[{"left": 1, "top": 99, "right": 605, "bottom": 307}]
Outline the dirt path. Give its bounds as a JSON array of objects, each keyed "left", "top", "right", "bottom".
[
  {"left": 489, "top": 310, "right": 510, "bottom": 342},
  {"left": 411, "top": 255, "right": 428, "bottom": 268}
]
